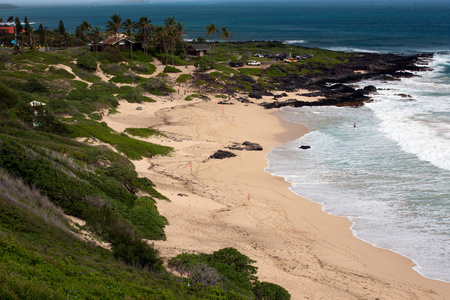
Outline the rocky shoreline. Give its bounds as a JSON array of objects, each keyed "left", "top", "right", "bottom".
[
  {"left": 194, "top": 49, "right": 431, "bottom": 109},
  {"left": 257, "top": 52, "right": 431, "bottom": 109}
]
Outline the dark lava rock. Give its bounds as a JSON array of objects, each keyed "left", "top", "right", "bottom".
[
  {"left": 299, "top": 145, "right": 311, "bottom": 149},
  {"left": 217, "top": 101, "right": 234, "bottom": 105},
  {"left": 274, "top": 93, "right": 288, "bottom": 99},
  {"left": 210, "top": 150, "right": 237, "bottom": 159},
  {"left": 242, "top": 141, "right": 263, "bottom": 151},
  {"left": 237, "top": 98, "right": 254, "bottom": 104},
  {"left": 227, "top": 141, "right": 263, "bottom": 151}
]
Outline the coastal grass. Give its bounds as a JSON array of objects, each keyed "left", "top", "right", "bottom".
[
  {"left": 0, "top": 170, "right": 244, "bottom": 299},
  {"left": 70, "top": 120, "right": 173, "bottom": 159},
  {"left": 124, "top": 127, "right": 166, "bottom": 138}
]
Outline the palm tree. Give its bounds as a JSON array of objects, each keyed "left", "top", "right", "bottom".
[
  {"left": 106, "top": 14, "right": 123, "bottom": 41},
  {"left": 205, "top": 23, "right": 219, "bottom": 63},
  {"left": 153, "top": 25, "right": 167, "bottom": 64},
  {"left": 176, "top": 22, "right": 189, "bottom": 68},
  {"left": 221, "top": 26, "right": 232, "bottom": 65},
  {"left": 78, "top": 21, "right": 92, "bottom": 45},
  {"left": 122, "top": 18, "right": 135, "bottom": 60},
  {"left": 14, "top": 17, "right": 23, "bottom": 46},
  {"left": 164, "top": 17, "right": 177, "bottom": 66},
  {"left": 92, "top": 27, "right": 101, "bottom": 59},
  {"left": 135, "top": 16, "right": 152, "bottom": 57}
]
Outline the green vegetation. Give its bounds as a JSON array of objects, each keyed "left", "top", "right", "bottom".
[
  {"left": 170, "top": 248, "right": 291, "bottom": 299},
  {"left": 0, "top": 22, "right": 360, "bottom": 297},
  {"left": 176, "top": 73, "right": 193, "bottom": 83},
  {"left": 70, "top": 120, "right": 172, "bottom": 159},
  {"left": 76, "top": 54, "right": 98, "bottom": 72},
  {"left": 124, "top": 127, "right": 166, "bottom": 138},
  {"left": 164, "top": 65, "right": 182, "bottom": 73}
]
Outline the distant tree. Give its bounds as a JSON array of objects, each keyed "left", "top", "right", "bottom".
[
  {"left": 205, "top": 23, "right": 219, "bottom": 63},
  {"left": 153, "top": 25, "right": 168, "bottom": 64},
  {"left": 7, "top": 16, "right": 14, "bottom": 23},
  {"left": 164, "top": 16, "right": 177, "bottom": 66},
  {"left": 58, "top": 20, "right": 66, "bottom": 48},
  {"left": 14, "top": 17, "right": 23, "bottom": 45},
  {"left": 24, "top": 16, "right": 31, "bottom": 33},
  {"left": 58, "top": 20, "right": 66, "bottom": 36},
  {"left": 135, "top": 16, "right": 152, "bottom": 57},
  {"left": 106, "top": 14, "right": 123, "bottom": 41},
  {"left": 221, "top": 26, "right": 232, "bottom": 65},
  {"left": 23, "top": 16, "right": 34, "bottom": 49},
  {"left": 121, "top": 18, "right": 135, "bottom": 59},
  {"left": 91, "top": 26, "right": 101, "bottom": 59},
  {"left": 195, "top": 37, "right": 205, "bottom": 43},
  {"left": 36, "top": 23, "right": 45, "bottom": 46},
  {"left": 176, "top": 22, "right": 188, "bottom": 68},
  {"left": 77, "top": 20, "right": 92, "bottom": 45}
]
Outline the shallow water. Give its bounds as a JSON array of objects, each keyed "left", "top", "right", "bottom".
[{"left": 266, "top": 54, "right": 450, "bottom": 282}]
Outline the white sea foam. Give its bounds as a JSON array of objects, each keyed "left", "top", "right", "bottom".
[
  {"left": 282, "top": 40, "right": 308, "bottom": 45},
  {"left": 266, "top": 54, "right": 450, "bottom": 282}
]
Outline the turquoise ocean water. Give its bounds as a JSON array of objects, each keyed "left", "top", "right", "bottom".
[{"left": 6, "top": 0, "right": 450, "bottom": 282}]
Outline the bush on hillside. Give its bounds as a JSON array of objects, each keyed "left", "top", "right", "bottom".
[
  {"left": 253, "top": 282, "right": 291, "bottom": 300},
  {"left": 139, "top": 78, "right": 173, "bottom": 96},
  {"left": 0, "top": 82, "right": 20, "bottom": 110},
  {"left": 76, "top": 54, "right": 97, "bottom": 72},
  {"left": 102, "top": 47, "right": 125, "bottom": 63},
  {"left": 163, "top": 65, "right": 182, "bottom": 73}
]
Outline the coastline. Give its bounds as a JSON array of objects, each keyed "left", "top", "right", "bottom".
[{"left": 105, "top": 90, "right": 450, "bottom": 299}]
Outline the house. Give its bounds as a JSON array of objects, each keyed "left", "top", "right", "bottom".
[
  {"left": 0, "top": 26, "right": 17, "bottom": 35},
  {"left": 187, "top": 44, "right": 209, "bottom": 56},
  {"left": 91, "top": 34, "right": 142, "bottom": 52}
]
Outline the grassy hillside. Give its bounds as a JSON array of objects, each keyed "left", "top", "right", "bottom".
[{"left": 0, "top": 46, "right": 292, "bottom": 299}]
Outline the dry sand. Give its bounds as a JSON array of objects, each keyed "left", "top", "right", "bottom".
[{"left": 103, "top": 63, "right": 450, "bottom": 299}]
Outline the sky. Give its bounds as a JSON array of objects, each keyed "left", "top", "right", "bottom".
[{"left": 5, "top": 0, "right": 447, "bottom": 7}]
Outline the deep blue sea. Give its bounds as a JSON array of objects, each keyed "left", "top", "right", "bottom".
[
  {"left": 5, "top": 0, "right": 450, "bottom": 54},
  {"left": 6, "top": 0, "right": 450, "bottom": 282}
]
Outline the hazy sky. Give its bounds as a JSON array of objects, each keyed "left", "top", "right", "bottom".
[{"left": 6, "top": 0, "right": 446, "bottom": 7}]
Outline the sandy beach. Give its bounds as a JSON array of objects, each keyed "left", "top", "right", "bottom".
[{"left": 103, "top": 62, "right": 450, "bottom": 299}]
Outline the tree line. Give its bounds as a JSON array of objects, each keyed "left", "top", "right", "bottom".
[{"left": 1, "top": 14, "right": 232, "bottom": 65}]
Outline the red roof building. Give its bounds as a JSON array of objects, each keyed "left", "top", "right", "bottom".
[{"left": 0, "top": 26, "right": 16, "bottom": 34}]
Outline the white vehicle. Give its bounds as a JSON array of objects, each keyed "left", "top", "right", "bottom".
[{"left": 247, "top": 60, "right": 261, "bottom": 66}]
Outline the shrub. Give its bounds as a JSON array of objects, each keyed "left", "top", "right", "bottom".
[
  {"left": 48, "top": 99, "right": 70, "bottom": 114},
  {"left": 48, "top": 66, "right": 76, "bottom": 79},
  {"left": 22, "top": 77, "right": 49, "bottom": 93},
  {"left": 101, "top": 63, "right": 124, "bottom": 76},
  {"left": 197, "top": 56, "right": 214, "bottom": 70},
  {"left": 190, "top": 264, "right": 225, "bottom": 287},
  {"left": 253, "top": 282, "right": 291, "bottom": 300},
  {"left": 265, "top": 66, "right": 286, "bottom": 78},
  {"left": 0, "top": 82, "right": 20, "bottom": 110},
  {"left": 128, "top": 197, "right": 167, "bottom": 240},
  {"left": 130, "top": 63, "right": 156, "bottom": 75},
  {"left": 163, "top": 65, "right": 182, "bottom": 73},
  {"left": 76, "top": 54, "right": 97, "bottom": 72},
  {"left": 176, "top": 74, "right": 192, "bottom": 83},
  {"left": 139, "top": 78, "right": 173, "bottom": 96},
  {"left": 102, "top": 47, "right": 125, "bottom": 63}
]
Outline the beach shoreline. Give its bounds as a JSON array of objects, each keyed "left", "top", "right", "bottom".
[
  {"left": 104, "top": 94, "right": 449, "bottom": 299},
  {"left": 97, "top": 56, "right": 450, "bottom": 299}
]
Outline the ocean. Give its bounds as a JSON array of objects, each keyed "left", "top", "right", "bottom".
[
  {"left": 7, "top": 0, "right": 450, "bottom": 282},
  {"left": 266, "top": 54, "right": 450, "bottom": 282}
]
